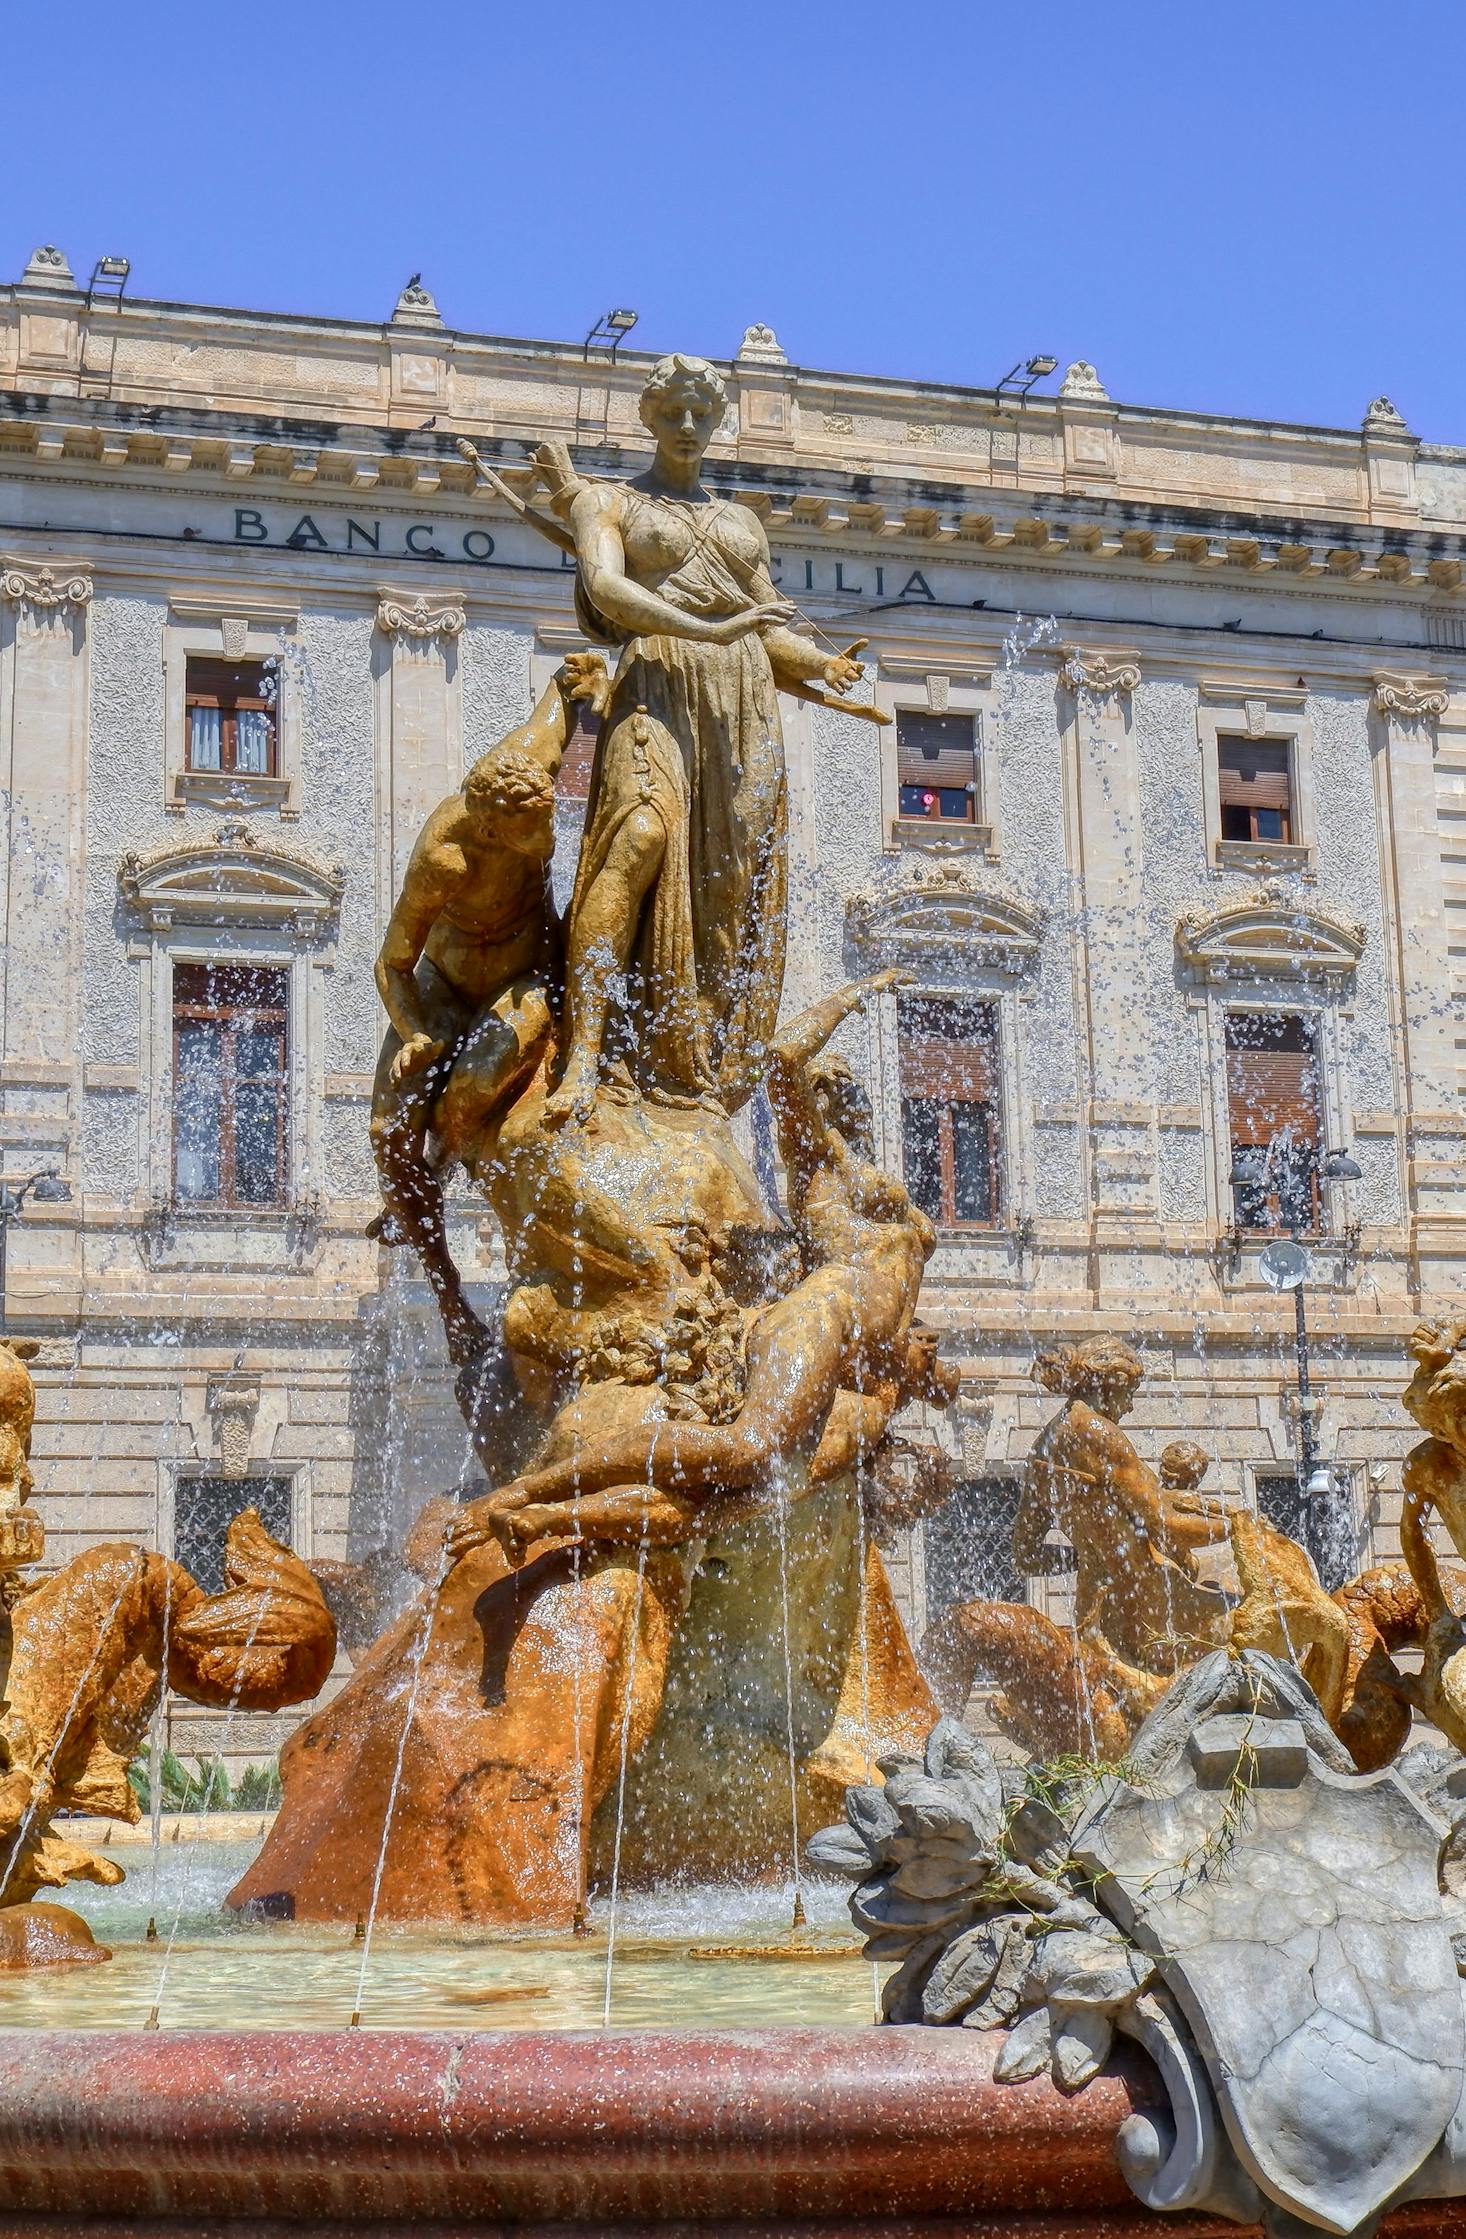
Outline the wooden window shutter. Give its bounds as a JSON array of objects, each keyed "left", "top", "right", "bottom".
[
  {"left": 1218, "top": 738, "right": 1290, "bottom": 810},
  {"left": 896, "top": 710, "right": 978, "bottom": 793},
  {"left": 898, "top": 996, "right": 998, "bottom": 1100},
  {"left": 1225, "top": 1014, "right": 1321, "bottom": 1143}
]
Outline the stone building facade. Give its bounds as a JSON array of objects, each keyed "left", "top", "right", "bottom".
[{"left": 3, "top": 244, "right": 1464, "bottom": 1754}]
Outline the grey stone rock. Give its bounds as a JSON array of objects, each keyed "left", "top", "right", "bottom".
[{"left": 1073, "top": 1651, "right": 1466, "bottom": 2234}]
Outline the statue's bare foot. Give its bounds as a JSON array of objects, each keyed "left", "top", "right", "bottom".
[
  {"left": 441, "top": 1298, "right": 493, "bottom": 1372},
  {"left": 541, "top": 1052, "right": 598, "bottom": 1131},
  {"left": 365, "top": 1207, "right": 407, "bottom": 1245}
]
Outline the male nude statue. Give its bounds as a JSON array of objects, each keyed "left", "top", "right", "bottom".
[{"left": 370, "top": 654, "right": 608, "bottom": 1362}]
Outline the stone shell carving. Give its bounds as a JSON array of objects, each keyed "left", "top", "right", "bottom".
[
  {"left": 1364, "top": 395, "right": 1412, "bottom": 435},
  {"left": 118, "top": 821, "right": 344, "bottom": 935},
  {"left": 1175, "top": 882, "right": 1365, "bottom": 985},
  {"left": 390, "top": 274, "right": 443, "bottom": 328},
  {"left": 1059, "top": 361, "right": 1109, "bottom": 401},
  {"left": 812, "top": 1654, "right": 1466, "bottom": 2236},
  {"left": 737, "top": 322, "right": 788, "bottom": 365},
  {"left": 19, "top": 244, "right": 76, "bottom": 287}
]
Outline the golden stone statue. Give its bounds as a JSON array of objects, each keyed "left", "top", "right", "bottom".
[
  {"left": 0, "top": 1341, "right": 334, "bottom": 1957},
  {"left": 369, "top": 652, "right": 609, "bottom": 1363},
  {"left": 232, "top": 357, "right": 941, "bottom": 1928},
  {"left": 532, "top": 354, "right": 864, "bottom": 1123}
]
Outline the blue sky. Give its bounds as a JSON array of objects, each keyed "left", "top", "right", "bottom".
[{"left": 4, "top": 0, "right": 1460, "bottom": 439}]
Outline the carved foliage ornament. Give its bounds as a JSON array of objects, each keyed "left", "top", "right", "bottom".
[
  {"left": 1176, "top": 881, "right": 1364, "bottom": 984},
  {"left": 848, "top": 857, "right": 1045, "bottom": 972},
  {"left": 119, "top": 821, "right": 344, "bottom": 936},
  {"left": 0, "top": 562, "right": 92, "bottom": 617},
  {"left": 1373, "top": 672, "right": 1450, "bottom": 721},
  {"left": 375, "top": 593, "right": 465, "bottom": 643}
]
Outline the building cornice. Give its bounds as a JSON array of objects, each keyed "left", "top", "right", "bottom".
[
  {"left": 2, "top": 399, "right": 1463, "bottom": 604},
  {"left": 4, "top": 284, "right": 1459, "bottom": 460}
]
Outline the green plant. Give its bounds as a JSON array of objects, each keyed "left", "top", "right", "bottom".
[
  {"left": 233, "top": 1761, "right": 282, "bottom": 1811},
  {"left": 126, "top": 1750, "right": 265, "bottom": 1814}
]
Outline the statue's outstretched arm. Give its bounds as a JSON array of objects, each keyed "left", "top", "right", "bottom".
[{"left": 768, "top": 968, "right": 911, "bottom": 1178}]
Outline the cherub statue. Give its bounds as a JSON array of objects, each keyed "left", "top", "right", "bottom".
[
  {"left": 1016, "top": 1338, "right": 1232, "bottom": 1673},
  {"left": 0, "top": 1338, "right": 335, "bottom": 1921},
  {"left": 445, "top": 967, "right": 948, "bottom": 1563},
  {"left": 1393, "top": 1316, "right": 1466, "bottom": 1751},
  {"left": 370, "top": 653, "right": 608, "bottom": 1362}
]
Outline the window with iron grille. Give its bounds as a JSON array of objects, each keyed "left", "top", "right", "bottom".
[
  {"left": 899, "top": 994, "right": 1002, "bottom": 1227},
  {"left": 173, "top": 962, "right": 289, "bottom": 1208},
  {"left": 1225, "top": 1011, "right": 1323, "bottom": 1232},
  {"left": 897, "top": 709, "right": 979, "bottom": 825},
  {"left": 926, "top": 1478, "right": 1026, "bottom": 1616},
  {"left": 1255, "top": 1472, "right": 1355, "bottom": 1594},
  {"left": 1217, "top": 735, "right": 1292, "bottom": 844},
  {"left": 558, "top": 696, "right": 602, "bottom": 802},
  {"left": 175, "top": 1474, "right": 293, "bottom": 1596},
  {"left": 185, "top": 656, "right": 279, "bottom": 778}
]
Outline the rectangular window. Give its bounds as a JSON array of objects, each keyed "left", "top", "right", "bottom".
[
  {"left": 899, "top": 994, "right": 1001, "bottom": 1226},
  {"left": 1225, "top": 1011, "right": 1323, "bottom": 1232},
  {"left": 925, "top": 1477, "right": 1025, "bottom": 1617},
  {"left": 185, "top": 656, "right": 279, "bottom": 778},
  {"left": 175, "top": 1474, "right": 293, "bottom": 1595},
  {"left": 897, "top": 709, "right": 979, "bottom": 825},
  {"left": 173, "top": 962, "right": 289, "bottom": 1208},
  {"left": 1255, "top": 1472, "right": 1354, "bottom": 1594},
  {"left": 558, "top": 697, "right": 601, "bottom": 803},
  {"left": 1218, "top": 736, "right": 1292, "bottom": 844}
]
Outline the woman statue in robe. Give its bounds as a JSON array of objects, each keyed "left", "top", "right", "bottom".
[{"left": 529, "top": 354, "right": 863, "bottom": 1121}]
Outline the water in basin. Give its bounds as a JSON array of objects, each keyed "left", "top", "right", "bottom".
[{"left": 0, "top": 1837, "right": 882, "bottom": 2032}]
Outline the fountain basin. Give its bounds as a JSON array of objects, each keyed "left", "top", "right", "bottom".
[
  {"left": 0, "top": 2022, "right": 1170, "bottom": 2231},
  {"left": 0, "top": 2024, "right": 1459, "bottom": 2236}
]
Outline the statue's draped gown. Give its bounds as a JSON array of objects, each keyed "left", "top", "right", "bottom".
[{"left": 572, "top": 488, "right": 787, "bottom": 1114}]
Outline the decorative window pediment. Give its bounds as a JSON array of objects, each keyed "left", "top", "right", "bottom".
[
  {"left": 848, "top": 859, "right": 1044, "bottom": 974},
  {"left": 119, "top": 820, "right": 344, "bottom": 936},
  {"left": 1176, "top": 882, "right": 1364, "bottom": 986}
]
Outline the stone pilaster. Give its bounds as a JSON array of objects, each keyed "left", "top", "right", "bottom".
[
  {"left": 0, "top": 561, "right": 92, "bottom": 1132},
  {"left": 374, "top": 592, "right": 465, "bottom": 918},
  {"left": 1370, "top": 670, "right": 1464, "bottom": 1275},
  {"left": 1057, "top": 649, "right": 1159, "bottom": 1274}
]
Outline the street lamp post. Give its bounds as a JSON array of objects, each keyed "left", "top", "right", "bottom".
[
  {"left": 0, "top": 1171, "right": 73, "bottom": 1336},
  {"left": 1228, "top": 1138, "right": 1362, "bottom": 1588}
]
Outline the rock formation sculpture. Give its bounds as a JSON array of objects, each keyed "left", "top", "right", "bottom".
[{"left": 814, "top": 1653, "right": 1466, "bottom": 2236}]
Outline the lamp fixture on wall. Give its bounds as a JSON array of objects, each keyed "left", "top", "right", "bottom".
[
  {"left": 995, "top": 354, "right": 1058, "bottom": 400},
  {"left": 583, "top": 307, "right": 639, "bottom": 361}
]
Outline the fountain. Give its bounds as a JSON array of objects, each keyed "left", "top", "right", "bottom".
[{"left": 3, "top": 350, "right": 1466, "bottom": 2239}]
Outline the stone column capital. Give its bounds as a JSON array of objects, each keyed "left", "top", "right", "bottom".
[
  {"left": 0, "top": 560, "right": 92, "bottom": 622},
  {"left": 375, "top": 592, "right": 465, "bottom": 644},
  {"left": 1058, "top": 646, "right": 1140, "bottom": 699},
  {"left": 1373, "top": 671, "right": 1449, "bottom": 721}
]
